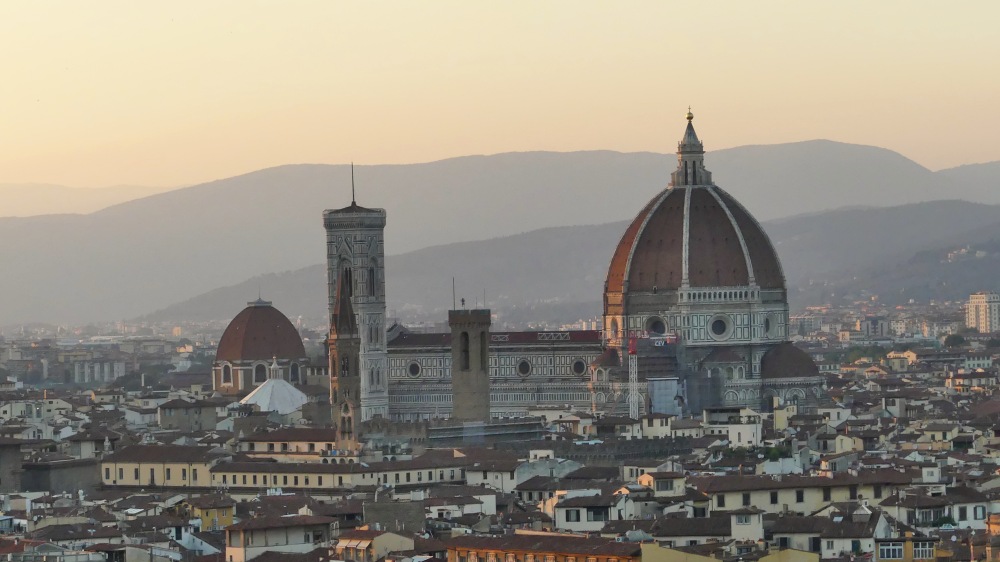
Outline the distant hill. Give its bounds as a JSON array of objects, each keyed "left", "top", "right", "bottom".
[
  {"left": 766, "top": 200, "right": 1000, "bottom": 285},
  {"left": 801, "top": 217, "right": 1000, "bottom": 305},
  {"left": 0, "top": 184, "right": 174, "bottom": 217},
  {"left": 710, "top": 140, "right": 951, "bottom": 216},
  {"left": 139, "top": 221, "right": 631, "bottom": 326},
  {"left": 141, "top": 200, "right": 1000, "bottom": 326},
  {"left": 4, "top": 142, "right": 1000, "bottom": 325},
  {"left": 934, "top": 161, "right": 1000, "bottom": 204}
]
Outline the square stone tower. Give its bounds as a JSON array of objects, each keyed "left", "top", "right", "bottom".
[
  {"left": 449, "top": 309, "right": 492, "bottom": 422},
  {"left": 324, "top": 198, "right": 390, "bottom": 438}
]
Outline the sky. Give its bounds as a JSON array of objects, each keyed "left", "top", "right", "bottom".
[{"left": 0, "top": 1, "right": 998, "bottom": 187}]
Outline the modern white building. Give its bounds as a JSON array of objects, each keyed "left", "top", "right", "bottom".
[{"left": 966, "top": 292, "right": 1000, "bottom": 333}]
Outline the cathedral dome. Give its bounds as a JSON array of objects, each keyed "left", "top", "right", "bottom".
[
  {"left": 216, "top": 299, "right": 306, "bottom": 362},
  {"left": 606, "top": 187, "right": 784, "bottom": 294},
  {"left": 605, "top": 113, "right": 784, "bottom": 298}
]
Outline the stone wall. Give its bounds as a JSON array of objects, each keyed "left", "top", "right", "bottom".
[{"left": 20, "top": 458, "right": 100, "bottom": 494}]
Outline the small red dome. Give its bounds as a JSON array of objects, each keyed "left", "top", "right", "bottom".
[{"left": 216, "top": 300, "right": 305, "bottom": 362}]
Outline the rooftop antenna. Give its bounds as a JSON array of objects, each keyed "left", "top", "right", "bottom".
[
  {"left": 452, "top": 277, "right": 456, "bottom": 310},
  {"left": 351, "top": 162, "right": 356, "bottom": 205}
]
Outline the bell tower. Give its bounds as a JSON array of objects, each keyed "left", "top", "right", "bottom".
[
  {"left": 327, "top": 255, "right": 361, "bottom": 442},
  {"left": 449, "top": 308, "right": 492, "bottom": 422},
  {"left": 323, "top": 169, "right": 390, "bottom": 442}
]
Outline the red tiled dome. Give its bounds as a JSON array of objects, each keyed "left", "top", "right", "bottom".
[
  {"left": 216, "top": 300, "right": 305, "bottom": 362},
  {"left": 605, "top": 113, "right": 784, "bottom": 303},
  {"left": 605, "top": 185, "right": 784, "bottom": 295}
]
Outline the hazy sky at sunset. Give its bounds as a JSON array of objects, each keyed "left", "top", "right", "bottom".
[{"left": 1, "top": 1, "right": 998, "bottom": 187}]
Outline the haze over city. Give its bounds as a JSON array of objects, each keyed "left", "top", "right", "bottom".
[
  {"left": 6, "top": 4, "right": 1000, "bottom": 561},
  {"left": 2, "top": 2, "right": 1000, "bottom": 329}
]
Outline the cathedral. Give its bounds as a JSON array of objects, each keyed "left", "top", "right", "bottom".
[
  {"left": 319, "top": 112, "right": 824, "bottom": 428},
  {"left": 603, "top": 110, "right": 822, "bottom": 410}
]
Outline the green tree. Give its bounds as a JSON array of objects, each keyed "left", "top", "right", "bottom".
[
  {"left": 932, "top": 515, "right": 956, "bottom": 528},
  {"left": 944, "top": 334, "right": 966, "bottom": 348}
]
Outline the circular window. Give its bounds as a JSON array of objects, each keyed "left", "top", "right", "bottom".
[
  {"left": 647, "top": 317, "right": 666, "bottom": 335},
  {"left": 572, "top": 360, "right": 587, "bottom": 376},
  {"left": 517, "top": 360, "right": 532, "bottom": 376},
  {"left": 708, "top": 315, "right": 733, "bottom": 341},
  {"left": 407, "top": 362, "right": 421, "bottom": 377}
]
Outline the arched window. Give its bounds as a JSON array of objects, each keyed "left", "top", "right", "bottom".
[
  {"left": 253, "top": 364, "right": 267, "bottom": 384},
  {"left": 341, "top": 356, "right": 350, "bottom": 377},
  {"left": 342, "top": 265, "right": 353, "bottom": 298},
  {"left": 290, "top": 363, "right": 300, "bottom": 383},
  {"left": 460, "top": 331, "right": 470, "bottom": 370},
  {"left": 368, "top": 260, "right": 378, "bottom": 297},
  {"left": 222, "top": 364, "right": 232, "bottom": 384}
]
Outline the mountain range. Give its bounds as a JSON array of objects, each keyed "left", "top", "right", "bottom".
[
  {"left": 3, "top": 140, "right": 1000, "bottom": 326},
  {"left": 0, "top": 184, "right": 175, "bottom": 217},
  {"left": 140, "top": 200, "right": 1000, "bottom": 327}
]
